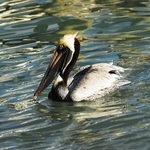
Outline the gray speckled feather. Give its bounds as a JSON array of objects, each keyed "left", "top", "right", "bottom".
[{"left": 65, "top": 63, "right": 130, "bottom": 101}]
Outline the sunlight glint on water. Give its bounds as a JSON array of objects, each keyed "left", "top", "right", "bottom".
[{"left": 0, "top": 0, "right": 150, "bottom": 149}]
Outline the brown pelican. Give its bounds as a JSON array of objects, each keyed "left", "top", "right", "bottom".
[{"left": 34, "top": 33, "right": 130, "bottom": 102}]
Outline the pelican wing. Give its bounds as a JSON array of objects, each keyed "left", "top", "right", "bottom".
[{"left": 68, "top": 63, "right": 129, "bottom": 101}]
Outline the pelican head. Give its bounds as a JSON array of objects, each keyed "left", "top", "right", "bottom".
[{"left": 34, "top": 33, "right": 80, "bottom": 99}]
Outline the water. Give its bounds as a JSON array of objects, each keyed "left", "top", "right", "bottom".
[{"left": 0, "top": 0, "right": 150, "bottom": 149}]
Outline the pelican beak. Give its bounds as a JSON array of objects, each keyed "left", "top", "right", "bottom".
[{"left": 34, "top": 46, "right": 70, "bottom": 99}]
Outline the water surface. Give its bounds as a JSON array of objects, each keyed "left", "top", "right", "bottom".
[{"left": 0, "top": 0, "right": 150, "bottom": 149}]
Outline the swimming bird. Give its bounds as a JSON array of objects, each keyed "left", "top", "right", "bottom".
[{"left": 34, "top": 33, "right": 130, "bottom": 102}]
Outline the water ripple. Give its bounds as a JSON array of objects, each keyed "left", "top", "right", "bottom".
[{"left": 0, "top": 0, "right": 150, "bottom": 149}]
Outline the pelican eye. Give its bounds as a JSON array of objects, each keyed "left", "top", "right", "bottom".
[{"left": 57, "top": 44, "right": 67, "bottom": 53}]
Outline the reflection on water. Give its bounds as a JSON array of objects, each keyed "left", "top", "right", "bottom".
[{"left": 0, "top": 0, "right": 150, "bottom": 149}]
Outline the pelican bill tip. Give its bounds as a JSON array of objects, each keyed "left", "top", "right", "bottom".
[{"left": 34, "top": 95, "right": 38, "bottom": 100}]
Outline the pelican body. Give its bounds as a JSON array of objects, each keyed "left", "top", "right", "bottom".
[{"left": 34, "top": 33, "right": 130, "bottom": 102}]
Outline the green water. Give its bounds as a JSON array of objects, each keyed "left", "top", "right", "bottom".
[{"left": 0, "top": 0, "right": 150, "bottom": 149}]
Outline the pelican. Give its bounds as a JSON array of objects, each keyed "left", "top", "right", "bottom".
[{"left": 34, "top": 33, "right": 130, "bottom": 102}]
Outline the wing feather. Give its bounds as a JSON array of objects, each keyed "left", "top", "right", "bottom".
[{"left": 67, "top": 63, "right": 130, "bottom": 101}]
